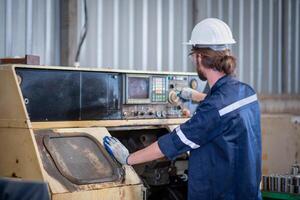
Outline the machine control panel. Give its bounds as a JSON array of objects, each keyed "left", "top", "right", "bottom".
[
  {"left": 15, "top": 66, "right": 206, "bottom": 121},
  {"left": 122, "top": 74, "right": 206, "bottom": 119}
]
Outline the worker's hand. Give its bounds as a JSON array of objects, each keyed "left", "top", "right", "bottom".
[
  {"left": 103, "top": 136, "right": 130, "bottom": 165},
  {"left": 179, "top": 87, "right": 194, "bottom": 100},
  {"left": 179, "top": 87, "right": 207, "bottom": 102}
]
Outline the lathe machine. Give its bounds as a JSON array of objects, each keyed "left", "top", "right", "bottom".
[{"left": 0, "top": 64, "right": 206, "bottom": 200}]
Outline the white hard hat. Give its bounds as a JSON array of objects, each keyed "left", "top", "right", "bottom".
[{"left": 184, "top": 18, "right": 236, "bottom": 51}]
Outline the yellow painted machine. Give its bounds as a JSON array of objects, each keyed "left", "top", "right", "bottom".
[{"left": 0, "top": 65, "right": 206, "bottom": 200}]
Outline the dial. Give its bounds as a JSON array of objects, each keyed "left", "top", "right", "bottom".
[
  {"left": 190, "top": 79, "right": 198, "bottom": 90},
  {"left": 168, "top": 90, "right": 179, "bottom": 105}
]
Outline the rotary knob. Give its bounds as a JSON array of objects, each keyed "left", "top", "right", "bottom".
[
  {"left": 156, "top": 111, "right": 162, "bottom": 118},
  {"left": 168, "top": 90, "right": 180, "bottom": 105},
  {"left": 182, "top": 108, "right": 191, "bottom": 117},
  {"left": 148, "top": 110, "right": 154, "bottom": 116},
  {"left": 123, "top": 111, "right": 128, "bottom": 117}
]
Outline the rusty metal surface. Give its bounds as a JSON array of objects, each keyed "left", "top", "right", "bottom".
[{"left": 34, "top": 130, "right": 124, "bottom": 191}]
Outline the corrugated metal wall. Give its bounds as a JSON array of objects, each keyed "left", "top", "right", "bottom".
[
  {"left": 76, "top": 0, "right": 194, "bottom": 72},
  {"left": 0, "top": 0, "right": 60, "bottom": 65},
  {"left": 0, "top": 0, "right": 299, "bottom": 95},
  {"left": 195, "top": 0, "right": 300, "bottom": 94}
]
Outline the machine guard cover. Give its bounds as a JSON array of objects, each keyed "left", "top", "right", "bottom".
[{"left": 43, "top": 133, "right": 124, "bottom": 185}]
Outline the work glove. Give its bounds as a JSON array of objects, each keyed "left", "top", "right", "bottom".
[
  {"left": 103, "top": 136, "right": 130, "bottom": 165},
  {"left": 179, "top": 87, "right": 195, "bottom": 100},
  {"left": 179, "top": 87, "right": 206, "bottom": 102}
]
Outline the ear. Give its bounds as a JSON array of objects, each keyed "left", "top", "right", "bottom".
[{"left": 195, "top": 54, "right": 202, "bottom": 67}]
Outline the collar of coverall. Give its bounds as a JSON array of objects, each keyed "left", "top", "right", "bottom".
[{"left": 209, "top": 75, "right": 232, "bottom": 94}]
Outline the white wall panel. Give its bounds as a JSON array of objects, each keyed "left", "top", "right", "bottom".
[
  {"left": 195, "top": 0, "right": 300, "bottom": 95},
  {"left": 0, "top": 0, "right": 60, "bottom": 65},
  {"left": 76, "top": 0, "right": 194, "bottom": 72},
  {"left": 1, "top": 0, "right": 299, "bottom": 95}
]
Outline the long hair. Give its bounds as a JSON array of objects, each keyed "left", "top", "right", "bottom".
[{"left": 192, "top": 47, "right": 237, "bottom": 76}]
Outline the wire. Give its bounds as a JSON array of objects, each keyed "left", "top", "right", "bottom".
[{"left": 74, "top": 0, "right": 88, "bottom": 67}]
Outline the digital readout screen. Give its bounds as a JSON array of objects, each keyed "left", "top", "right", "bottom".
[{"left": 128, "top": 77, "right": 150, "bottom": 99}]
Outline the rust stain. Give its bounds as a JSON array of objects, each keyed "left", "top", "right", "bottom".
[
  {"left": 262, "top": 166, "right": 269, "bottom": 175},
  {"left": 262, "top": 153, "right": 268, "bottom": 161},
  {"left": 119, "top": 187, "right": 125, "bottom": 200}
]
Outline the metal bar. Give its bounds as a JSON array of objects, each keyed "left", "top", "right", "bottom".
[
  {"left": 218, "top": 0, "right": 223, "bottom": 19},
  {"left": 113, "top": 0, "right": 120, "bottom": 68},
  {"left": 250, "top": 0, "right": 254, "bottom": 87},
  {"left": 168, "top": 0, "right": 174, "bottom": 71},
  {"left": 278, "top": 0, "right": 282, "bottom": 94},
  {"left": 142, "top": 0, "right": 148, "bottom": 70},
  {"left": 26, "top": 0, "right": 33, "bottom": 54},
  {"left": 238, "top": 0, "right": 244, "bottom": 81},
  {"left": 45, "top": 0, "right": 51, "bottom": 65},
  {"left": 157, "top": 0, "right": 163, "bottom": 71},
  {"left": 182, "top": 0, "right": 188, "bottom": 72},
  {"left": 287, "top": 0, "right": 292, "bottom": 93},
  {"left": 97, "top": 0, "right": 103, "bottom": 67},
  {"left": 268, "top": 0, "right": 273, "bottom": 94},
  {"left": 54, "top": 0, "right": 60, "bottom": 65},
  {"left": 257, "top": 0, "right": 263, "bottom": 93},
  {"left": 206, "top": 0, "right": 211, "bottom": 18},
  {"left": 228, "top": 0, "right": 233, "bottom": 29},
  {"left": 5, "top": 0, "right": 12, "bottom": 56},
  {"left": 295, "top": 0, "right": 299, "bottom": 93},
  {"left": 129, "top": 0, "right": 135, "bottom": 69}
]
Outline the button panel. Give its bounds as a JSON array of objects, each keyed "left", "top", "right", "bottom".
[{"left": 152, "top": 76, "right": 167, "bottom": 103}]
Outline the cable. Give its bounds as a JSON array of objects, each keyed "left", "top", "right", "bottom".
[{"left": 74, "top": 0, "right": 88, "bottom": 67}]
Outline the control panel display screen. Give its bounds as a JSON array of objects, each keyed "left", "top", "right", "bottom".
[{"left": 127, "top": 77, "right": 150, "bottom": 99}]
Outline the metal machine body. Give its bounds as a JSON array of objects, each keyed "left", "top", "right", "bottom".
[
  {"left": 0, "top": 65, "right": 206, "bottom": 200},
  {"left": 15, "top": 67, "right": 205, "bottom": 122}
]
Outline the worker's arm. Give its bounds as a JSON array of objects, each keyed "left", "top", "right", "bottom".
[
  {"left": 156, "top": 101, "right": 222, "bottom": 160},
  {"left": 191, "top": 91, "right": 207, "bottom": 102},
  {"left": 127, "top": 141, "right": 164, "bottom": 165}
]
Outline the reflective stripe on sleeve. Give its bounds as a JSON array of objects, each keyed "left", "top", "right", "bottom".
[
  {"left": 218, "top": 94, "right": 258, "bottom": 116},
  {"left": 175, "top": 126, "right": 200, "bottom": 149}
]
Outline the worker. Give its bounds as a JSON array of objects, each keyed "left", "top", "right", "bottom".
[{"left": 104, "top": 18, "right": 262, "bottom": 200}]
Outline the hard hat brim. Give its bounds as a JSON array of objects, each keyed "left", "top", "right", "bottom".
[{"left": 182, "top": 40, "right": 236, "bottom": 46}]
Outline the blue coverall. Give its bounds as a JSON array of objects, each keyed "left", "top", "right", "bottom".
[{"left": 158, "top": 75, "right": 262, "bottom": 200}]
